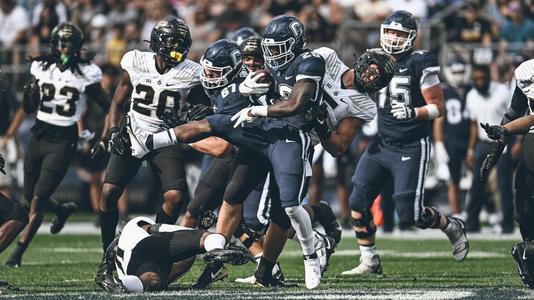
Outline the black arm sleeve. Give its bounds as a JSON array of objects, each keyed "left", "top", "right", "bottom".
[
  {"left": 22, "top": 76, "right": 40, "bottom": 114},
  {"left": 502, "top": 85, "right": 529, "bottom": 125}
]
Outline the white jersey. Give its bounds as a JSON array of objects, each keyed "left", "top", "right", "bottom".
[
  {"left": 310, "top": 47, "right": 377, "bottom": 145},
  {"left": 115, "top": 217, "right": 153, "bottom": 280},
  {"left": 32, "top": 61, "right": 101, "bottom": 127},
  {"left": 122, "top": 50, "right": 201, "bottom": 133},
  {"left": 514, "top": 59, "right": 534, "bottom": 133}
]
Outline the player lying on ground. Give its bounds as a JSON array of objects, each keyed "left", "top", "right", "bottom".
[{"left": 96, "top": 216, "right": 254, "bottom": 293}]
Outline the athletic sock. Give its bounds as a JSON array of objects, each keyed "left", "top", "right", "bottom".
[
  {"left": 256, "top": 256, "right": 275, "bottom": 279},
  {"left": 203, "top": 233, "right": 226, "bottom": 251},
  {"left": 100, "top": 210, "right": 119, "bottom": 252},
  {"left": 359, "top": 243, "right": 376, "bottom": 258},
  {"left": 285, "top": 206, "right": 316, "bottom": 256}
]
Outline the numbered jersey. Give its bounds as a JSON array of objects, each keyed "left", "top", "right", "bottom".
[
  {"left": 264, "top": 50, "right": 326, "bottom": 131},
  {"left": 314, "top": 47, "right": 376, "bottom": 130},
  {"left": 32, "top": 61, "right": 102, "bottom": 127},
  {"left": 115, "top": 217, "right": 153, "bottom": 279},
  {"left": 442, "top": 83, "right": 471, "bottom": 146},
  {"left": 377, "top": 50, "right": 440, "bottom": 141},
  {"left": 122, "top": 50, "right": 201, "bottom": 133}
]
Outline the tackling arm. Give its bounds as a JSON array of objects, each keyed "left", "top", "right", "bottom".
[{"left": 320, "top": 117, "right": 362, "bottom": 157}]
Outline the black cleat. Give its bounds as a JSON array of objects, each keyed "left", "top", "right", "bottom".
[
  {"left": 97, "top": 274, "right": 128, "bottom": 294},
  {"left": 203, "top": 246, "right": 255, "bottom": 266},
  {"left": 319, "top": 201, "right": 342, "bottom": 244},
  {"left": 50, "top": 202, "right": 78, "bottom": 234},
  {"left": 511, "top": 241, "right": 534, "bottom": 289},
  {"left": 192, "top": 263, "right": 228, "bottom": 289},
  {"left": 254, "top": 272, "right": 297, "bottom": 288}
]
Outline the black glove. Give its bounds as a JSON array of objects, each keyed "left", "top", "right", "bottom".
[
  {"left": 22, "top": 80, "right": 40, "bottom": 114},
  {"left": 185, "top": 104, "right": 214, "bottom": 121},
  {"left": 0, "top": 154, "right": 5, "bottom": 175},
  {"left": 91, "top": 137, "right": 109, "bottom": 161},
  {"left": 161, "top": 109, "right": 185, "bottom": 128},
  {"left": 312, "top": 102, "right": 331, "bottom": 139},
  {"left": 109, "top": 126, "right": 131, "bottom": 156},
  {"left": 480, "top": 142, "right": 505, "bottom": 181},
  {"left": 480, "top": 123, "right": 509, "bottom": 141}
]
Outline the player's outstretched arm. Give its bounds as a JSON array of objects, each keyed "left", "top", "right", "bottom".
[
  {"left": 147, "top": 119, "right": 215, "bottom": 151},
  {"left": 321, "top": 117, "right": 362, "bottom": 157}
]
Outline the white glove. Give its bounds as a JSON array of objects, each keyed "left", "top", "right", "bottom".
[
  {"left": 436, "top": 162, "right": 450, "bottom": 181},
  {"left": 434, "top": 141, "right": 449, "bottom": 164},
  {"left": 239, "top": 71, "right": 271, "bottom": 96},
  {"left": 231, "top": 106, "right": 268, "bottom": 128},
  {"left": 390, "top": 101, "right": 416, "bottom": 120}
]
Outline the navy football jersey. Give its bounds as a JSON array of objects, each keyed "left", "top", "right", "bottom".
[
  {"left": 264, "top": 50, "right": 326, "bottom": 131},
  {"left": 376, "top": 50, "right": 440, "bottom": 141},
  {"left": 442, "top": 83, "right": 471, "bottom": 146},
  {"left": 205, "top": 76, "right": 266, "bottom": 150}
]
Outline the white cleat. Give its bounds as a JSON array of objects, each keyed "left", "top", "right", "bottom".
[
  {"left": 235, "top": 275, "right": 256, "bottom": 284},
  {"left": 341, "top": 254, "right": 382, "bottom": 275},
  {"left": 303, "top": 255, "right": 321, "bottom": 289},
  {"left": 444, "top": 216, "right": 469, "bottom": 262}
]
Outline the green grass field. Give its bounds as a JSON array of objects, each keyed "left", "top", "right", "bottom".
[{"left": 0, "top": 233, "right": 532, "bottom": 299}]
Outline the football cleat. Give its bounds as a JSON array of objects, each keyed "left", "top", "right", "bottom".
[
  {"left": 511, "top": 240, "right": 534, "bottom": 289},
  {"left": 314, "top": 231, "right": 336, "bottom": 274},
  {"left": 236, "top": 261, "right": 285, "bottom": 284},
  {"left": 203, "top": 246, "right": 255, "bottom": 266},
  {"left": 444, "top": 216, "right": 469, "bottom": 262},
  {"left": 319, "top": 201, "right": 343, "bottom": 244},
  {"left": 341, "top": 254, "right": 382, "bottom": 275},
  {"left": 97, "top": 274, "right": 128, "bottom": 294},
  {"left": 303, "top": 254, "right": 321, "bottom": 289},
  {"left": 254, "top": 262, "right": 297, "bottom": 288},
  {"left": 50, "top": 202, "right": 78, "bottom": 234},
  {"left": 192, "top": 263, "right": 228, "bottom": 289}
]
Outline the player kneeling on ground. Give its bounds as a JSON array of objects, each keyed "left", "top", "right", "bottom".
[{"left": 96, "top": 217, "right": 254, "bottom": 293}]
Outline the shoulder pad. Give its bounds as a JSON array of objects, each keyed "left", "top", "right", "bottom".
[
  {"left": 81, "top": 63, "right": 102, "bottom": 84},
  {"left": 515, "top": 59, "right": 534, "bottom": 98},
  {"left": 172, "top": 59, "right": 201, "bottom": 85},
  {"left": 30, "top": 61, "right": 41, "bottom": 76},
  {"left": 296, "top": 52, "right": 325, "bottom": 82},
  {"left": 120, "top": 50, "right": 151, "bottom": 74}
]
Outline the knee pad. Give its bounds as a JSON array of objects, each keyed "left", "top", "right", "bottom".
[
  {"left": 269, "top": 205, "right": 291, "bottom": 230},
  {"left": 351, "top": 210, "right": 376, "bottom": 239},
  {"left": 415, "top": 207, "right": 441, "bottom": 229},
  {"left": 511, "top": 240, "right": 534, "bottom": 289},
  {"left": 233, "top": 222, "right": 261, "bottom": 248}
]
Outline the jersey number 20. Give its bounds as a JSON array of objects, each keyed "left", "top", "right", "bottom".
[{"left": 132, "top": 84, "right": 181, "bottom": 118}]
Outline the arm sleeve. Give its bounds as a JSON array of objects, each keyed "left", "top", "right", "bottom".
[{"left": 502, "top": 85, "right": 529, "bottom": 125}]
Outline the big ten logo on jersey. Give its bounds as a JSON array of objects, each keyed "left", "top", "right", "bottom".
[
  {"left": 131, "top": 78, "right": 181, "bottom": 119},
  {"left": 39, "top": 82, "right": 80, "bottom": 117},
  {"left": 446, "top": 98, "right": 469, "bottom": 125},
  {"left": 378, "top": 76, "right": 412, "bottom": 108}
]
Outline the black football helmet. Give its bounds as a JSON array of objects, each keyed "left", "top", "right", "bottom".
[
  {"left": 444, "top": 56, "right": 470, "bottom": 88},
  {"left": 262, "top": 15, "right": 306, "bottom": 70},
  {"left": 353, "top": 48, "right": 395, "bottom": 94},
  {"left": 149, "top": 16, "right": 192, "bottom": 66},
  {"left": 231, "top": 27, "right": 259, "bottom": 46},
  {"left": 241, "top": 36, "right": 264, "bottom": 72},
  {"left": 200, "top": 39, "right": 243, "bottom": 90},
  {"left": 380, "top": 10, "right": 417, "bottom": 55},
  {"left": 50, "top": 22, "right": 84, "bottom": 60}
]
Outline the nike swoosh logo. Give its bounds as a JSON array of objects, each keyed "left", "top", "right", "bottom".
[
  {"left": 166, "top": 83, "right": 175, "bottom": 86},
  {"left": 285, "top": 139, "right": 296, "bottom": 143},
  {"left": 285, "top": 75, "right": 293, "bottom": 80},
  {"left": 399, "top": 68, "right": 408, "bottom": 73},
  {"left": 523, "top": 248, "right": 528, "bottom": 260},
  {"left": 401, "top": 156, "right": 411, "bottom": 161}
]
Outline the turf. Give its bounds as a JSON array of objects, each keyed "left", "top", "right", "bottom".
[{"left": 0, "top": 233, "right": 532, "bottom": 299}]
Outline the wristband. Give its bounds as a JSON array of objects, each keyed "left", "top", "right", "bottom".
[{"left": 250, "top": 105, "right": 268, "bottom": 117}]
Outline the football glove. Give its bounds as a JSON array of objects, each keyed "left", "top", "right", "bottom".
[
  {"left": 481, "top": 123, "right": 509, "bottom": 141},
  {"left": 91, "top": 137, "right": 109, "bottom": 161},
  {"left": 391, "top": 101, "right": 416, "bottom": 120},
  {"left": 480, "top": 142, "right": 505, "bottom": 181},
  {"left": 0, "top": 154, "right": 5, "bottom": 175},
  {"left": 239, "top": 71, "right": 270, "bottom": 96},
  {"left": 109, "top": 126, "right": 131, "bottom": 156},
  {"left": 312, "top": 102, "right": 331, "bottom": 139},
  {"left": 182, "top": 103, "right": 213, "bottom": 122}
]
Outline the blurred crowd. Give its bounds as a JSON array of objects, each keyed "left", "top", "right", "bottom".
[{"left": 1, "top": 0, "right": 534, "bottom": 233}]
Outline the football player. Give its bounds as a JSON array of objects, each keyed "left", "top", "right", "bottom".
[
  {"left": 478, "top": 59, "right": 534, "bottom": 288},
  {"left": 0, "top": 154, "right": 27, "bottom": 256},
  {"left": 434, "top": 57, "right": 472, "bottom": 217},
  {"left": 341, "top": 10, "right": 469, "bottom": 276},
  {"left": 5, "top": 22, "right": 110, "bottom": 268},
  {"left": 94, "top": 16, "right": 211, "bottom": 283},
  {"left": 96, "top": 216, "right": 254, "bottom": 293}
]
